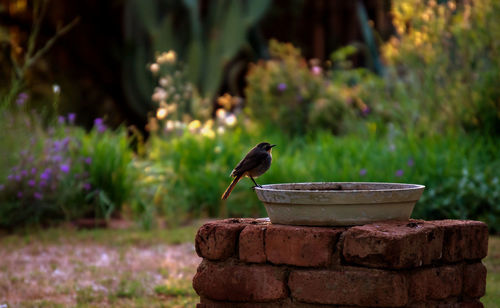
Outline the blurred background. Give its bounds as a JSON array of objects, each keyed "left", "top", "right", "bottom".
[
  {"left": 1, "top": 0, "right": 500, "bottom": 306},
  {"left": 1, "top": 0, "right": 394, "bottom": 128},
  {"left": 0, "top": 0, "right": 499, "bottom": 230}
]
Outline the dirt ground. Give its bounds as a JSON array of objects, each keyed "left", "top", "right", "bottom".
[
  {"left": 0, "top": 225, "right": 202, "bottom": 307},
  {"left": 0, "top": 225, "right": 498, "bottom": 307}
]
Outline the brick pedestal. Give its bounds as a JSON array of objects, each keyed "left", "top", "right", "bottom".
[{"left": 193, "top": 218, "right": 488, "bottom": 307}]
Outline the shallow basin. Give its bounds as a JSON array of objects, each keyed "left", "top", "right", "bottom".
[{"left": 254, "top": 182, "right": 425, "bottom": 226}]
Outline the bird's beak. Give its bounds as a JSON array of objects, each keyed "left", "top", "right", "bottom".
[{"left": 270, "top": 144, "right": 277, "bottom": 148}]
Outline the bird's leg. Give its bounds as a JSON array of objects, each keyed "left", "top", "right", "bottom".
[{"left": 250, "top": 176, "right": 262, "bottom": 188}]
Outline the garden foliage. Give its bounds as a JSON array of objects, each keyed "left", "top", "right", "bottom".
[
  {"left": 0, "top": 109, "right": 135, "bottom": 229},
  {"left": 246, "top": 0, "right": 500, "bottom": 136},
  {"left": 1, "top": 0, "right": 499, "bottom": 232}
]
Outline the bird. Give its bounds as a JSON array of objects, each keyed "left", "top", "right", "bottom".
[{"left": 221, "top": 142, "right": 276, "bottom": 200}]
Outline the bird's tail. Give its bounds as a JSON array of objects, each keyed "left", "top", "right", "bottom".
[{"left": 221, "top": 174, "right": 243, "bottom": 200}]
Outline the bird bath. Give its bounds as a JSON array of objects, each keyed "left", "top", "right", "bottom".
[{"left": 254, "top": 182, "right": 425, "bottom": 226}]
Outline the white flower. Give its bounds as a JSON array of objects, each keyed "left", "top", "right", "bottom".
[
  {"left": 152, "top": 88, "right": 167, "bottom": 102},
  {"left": 52, "top": 84, "right": 61, "bottom": 94},
  {"left": 225, "top": 113, "right": 237, "bottom": 127},
  {"left": 150, "top": 63, "right": 160, "bottom": 74}
]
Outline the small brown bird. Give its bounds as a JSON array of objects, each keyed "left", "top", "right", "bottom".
[{"left": 221, "top": 142, "right": 276, "bottom": 200}]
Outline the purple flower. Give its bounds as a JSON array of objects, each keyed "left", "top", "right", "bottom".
[
  {"left": 62, "top": 137, "right": 70, "bottom": 147},
  {"left": 51, "top": 155, "right": 62, "bottom": 162},
  {"left": 67, "top": 113, "right": 76, "bottom": 124},
  {"left": 40, "top": 169, "right": 51, "bottom": 181},
  {"left": 17, "top": 191, "right": 23, "bottom": 198},
  {"left": 21, "top": 170, "right": 28, "bottom": 177},
  {"left": 94, "top": 118, "right": 107, "bottom": 133},
  {"left": 52, "top": 141, "right": 62, "bottom": 152},
  {"left": 361, "top": 106, "right": 371, "bottom": 116},
  {"left": 33, "top": 192, "right": 43, "bottom": 200},
  {"left": 28, "top": 179, "right": 36, "bottom": 187},
  {"left": 15, "top": 175, "right": 21, "bottom": 181},
  {"left": 407, "top": 158, "right": 414, "bottom": 167},
  {"left": 7, "top": 174, "right": 14, "bottom": 181},
  {"left": 311, "top": 66, "right": 322, "bottom": 75},
  {"left": 31, "top": 167, "right": 37, "bottom": 175},
  {"left": 58, "top": 116, "right": 65, "bottom": 125},
  {"left": 359, "top": 169, "right": 367, "bottom": 176},
  {"left": 395, "top": 169, "right": 404, "bottom": 177},
  {"left": 277, "top": 83, "right": 287, "bottom": 92},
  {"left": 84, "top": 157, "right": 92, "bottom": 165},
  {"left": 60, "top": 164, "right": 70, "bottom": 173},
  {"left": 83, "top": 183, "right": 92, "bottom": 191},
  {"left": 0, "top": 184, "right": 4, "bottom": 191},
  {"left": 16, "top": 92, "right": 28, "bottom": 106}
]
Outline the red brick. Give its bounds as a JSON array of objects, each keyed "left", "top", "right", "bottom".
[
  {"left": 459, "top": 300, "right": 484, "bottom": 308},
  {"left": 192, "top": 260, "right": 287, "bottom": 302},
  {"left": 430, "top": 220, "right": 488, "bottom": 262},
  {"left": 408, "top": 300, "right": 483, "bottom": 308},
  {"left": 195, "top": 219, "right": 252, "bottom": 260},
  {"left": 343, "top": 220, "right": 444, "bottom": 269},
  {"left": 239, "top": 224, "right": 267, "bottom": 263},
  {"left": 288, "top": 267, "right": 408, "bottom": 307},
  {"left": 409, "top": 265, "right": 463, "bottom": 301},
  {"left": 407, "top": 298, "right": 461, "bottom": 308},
  {"left": 198, "top": 298, "right": 326, "bottom": 308},
  {"left": 463, "top": 263, "right": 487, "bottom": 298},
  {"left": 265, "top": 224, "right": 343, "bottom": 267},
  {"left": 198, "top": 298, "right": 285, "bottom": 307}
]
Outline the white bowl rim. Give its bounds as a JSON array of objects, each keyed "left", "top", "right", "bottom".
[{"left": 254, "top": 182, "right": 425, "bottom": 193}]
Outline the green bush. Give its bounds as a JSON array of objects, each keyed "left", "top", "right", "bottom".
[
  {"left": 245, "top": 40, "right": 360, "bottom": 136},
  {"left": 79, "top": 122, "right": 135, "bottom": 219},
  {"left": 247, "top": 0, "right": 500, "bottom": 137},
  {"left": 382, "top": 0, "right": 500, "bottom": 134},
  {"left": 139, "top": 128, "right": 500, "bottom": 231},
  {"left": 0, "top": 110, "right": 136, "bottom": 229}
]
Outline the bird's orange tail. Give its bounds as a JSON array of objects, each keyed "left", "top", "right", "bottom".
[{"left": 221, "top": 175, "right": 243, "bottom": 200}]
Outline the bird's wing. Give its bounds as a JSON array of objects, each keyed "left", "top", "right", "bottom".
[{"left": 231, "top": 150, "right": 269, "bottom": 177}]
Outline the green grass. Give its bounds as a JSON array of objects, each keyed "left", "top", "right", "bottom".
[
  {"left": 483, "top": 236, "right": 500, "bottom": 306},
  {"left": 154, "top": 279, "right": 197, "bottom": 297},
  {"left": 0, "top": 222, "right": 201, "bottom": 248}
]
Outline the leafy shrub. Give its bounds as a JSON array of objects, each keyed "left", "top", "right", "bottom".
[
  {"left": 137, "top": 127, "right": 258, "bottom": 226},
  {"left": 0, "top": 111, "right": 136, "bottom": 229},
  {"left": 79, "top": 121, "right": 135, "bottom": 219},
  {"left": 382, "top": 0, "right": 500, "bottom": 134},
  {"left": 140, "top": 127, "right": 500, "bottom": 232},
  {"left": 245, "top": 40, "right": 362, "bottom": 136},
  {"left": 246, "top": 0, "right": 500, "bottom": 136}
]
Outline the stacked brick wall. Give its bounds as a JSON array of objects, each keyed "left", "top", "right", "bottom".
[{"left": 193, "top": 218, "right": 488, "bottom": 307}]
